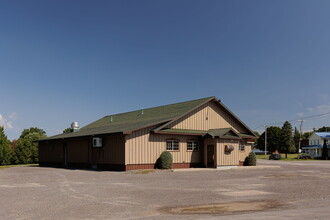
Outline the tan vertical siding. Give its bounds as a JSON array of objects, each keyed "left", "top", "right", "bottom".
[
  {"left": 239, "top": 143, "right": 252, "bottom": 162},
  {"left": 125, "top": 127, "right": 202, "bottom": 165},
  {"left": 216, "top": 139, "right": 240, "bottom": 166},
  {"left": 169, "top": 102, "right": 249, "bottom": 133}
]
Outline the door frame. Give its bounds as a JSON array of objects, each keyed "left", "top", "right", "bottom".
[{"left": 204, "top": 138, "right": 216, "bottom": 168}]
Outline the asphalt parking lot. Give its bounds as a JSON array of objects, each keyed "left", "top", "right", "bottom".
[{"left": 1, "top": 160, "right": 330, "bottom": 220}]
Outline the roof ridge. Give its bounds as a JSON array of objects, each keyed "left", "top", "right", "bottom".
[{"left": 103, "top": 96, "right": 216, "bottom": 118}]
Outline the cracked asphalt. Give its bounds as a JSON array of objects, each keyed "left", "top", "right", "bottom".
[{"left": 0, "top": 160, "right": 330, "bottom": 220}]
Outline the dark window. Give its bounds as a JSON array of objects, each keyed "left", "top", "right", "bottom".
[
  {"left": 166, "top": 140, "right": 179, "bottom": 151},
  {"left": 187, "top": 141, "right": 199, "bottom": 151},
  {"left": 239, "top": 142, "right": 245, "bottom": 151}
]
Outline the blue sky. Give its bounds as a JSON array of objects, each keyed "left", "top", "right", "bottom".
[{"left": 1, "top": 0, "right": 330, "bottom": 140}]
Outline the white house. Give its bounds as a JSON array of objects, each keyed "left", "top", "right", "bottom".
[{"left": 302, "top": 132, "right": 330, "bottom": 158}]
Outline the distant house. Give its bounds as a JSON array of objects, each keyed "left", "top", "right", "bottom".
[
  {"left": 302, "top": 132, "right": 330, "bottom": 158},
  {"left": 38, "top": 97, "right": 257, "bottom": 171}
]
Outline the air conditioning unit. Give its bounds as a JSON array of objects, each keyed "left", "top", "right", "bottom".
[{"left": 92, "top": 137, "right": 102, "bottom": 147}]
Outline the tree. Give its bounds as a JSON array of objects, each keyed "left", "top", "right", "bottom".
[
  {"left": 281, "top": 121, "right": 295, "bottom": 158},
  {"left": 10, "top": 139, "right": 19, "bottom": 165},
  {"left": 253, "top": 131, "right": 260, "bottom": 137},
  {"left": 0, "top": 126, "right": 11, "bottom": 165},
  {"left": 15, "top": 127, "right": 47, "bottom": 164},
  {"left": 317, "top": 127, "right": 330, "bottom": 132},
  {"left": 322, "top": 139, "right": 328, "bottom": 160},
  {"left": 20, "top": 127, "right": 46, "bottom": 139},
  {"left": 256, "top": 126, "right": 282, "bottom": 153},
  {"left": 63, "top": 128, "right": 72, "bottom": 133},
  {"left": 302, "top": 132, "right": 313, "bottom": 139}
]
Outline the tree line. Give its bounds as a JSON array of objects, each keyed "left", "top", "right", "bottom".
[
  {"left": 256, "top": 122, "right": 330, "bottom": 158},
  {"left": 0, "top": 126, "right": 46, "bottom": 166}
]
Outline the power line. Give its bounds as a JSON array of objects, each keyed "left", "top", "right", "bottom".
[{"left": 253, "top": 111, "right": 330, "bottom": 130}]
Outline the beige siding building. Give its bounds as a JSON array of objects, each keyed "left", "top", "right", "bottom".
[{"left": 39, "top": 97, "right": 257, "bottom": 171}]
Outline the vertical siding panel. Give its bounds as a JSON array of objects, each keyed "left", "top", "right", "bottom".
[
  {"left": 125, "top": 127, "right": 202, "bottom": 165},
  {"left": 170, "top": 102, "right": 249, "bottom": 134}
]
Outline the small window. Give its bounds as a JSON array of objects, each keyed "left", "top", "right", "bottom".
[
  {"left": 239, "top": 142, "right": 245, "bottom": 151},
  {"left": 166, "top": 140, "right": 179, "bottom": 151},
  {"left": 187, "top": 141, "right": 199, "bottom": 151}
]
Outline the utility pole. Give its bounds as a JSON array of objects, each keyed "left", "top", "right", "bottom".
[
  {"left": 265, "top": 124, "right": 267, "bottom": 159},
  {"left": 298, "top": 119, "right": 304, "bottom": 159}
]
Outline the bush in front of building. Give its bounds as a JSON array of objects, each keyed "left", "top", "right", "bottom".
[
  {"left": 155, "top": 151, "right": 173, "bottom": 169},
  {"left": 244, "top": 152, "right": 257, "bottom": 166}
]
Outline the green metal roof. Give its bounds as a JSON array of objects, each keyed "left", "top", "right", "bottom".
[{"left": 41, "top": 97, "right": 216, "bottom": 141}]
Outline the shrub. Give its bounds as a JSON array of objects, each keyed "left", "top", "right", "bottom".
[
  {"left": 155, "top": 151, "right": 173, "bottom": 169},
  {"left": 244, "top": 152, "right": 257, "bottom": 166}
]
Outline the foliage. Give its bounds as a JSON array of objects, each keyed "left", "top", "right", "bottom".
[
  {"left": 302, "top": 132, "right": 313, "bottom": 139},
  {"left": 155, "top": 151, "right": 173, "bottom": 169},
  {"left": 253, "top": 131, "right": 260, "bottom": 137},
  {"left": 0, "top": 126, "right": 12, "bottom": 165},
  {"left": 14, "top": 127, "right": 47, "bottom": 164},
  {"left": 20, "top": 127, "right": 46, "bottom": 139},
  {"left": 256, "top": 126, "right": 282, "bottom": 153},
  {"left": 244, "top": 152, "right": 257, "bottom": 166},
  {"left": 63, "top": 128, "right": 73, "bottom": 133},
  {"left": 317, "top": 127, "right": 330, "bottom": 132},
  {"left": 280, "top": 121, "right": 296, "bottom": 158},
  {"left": 322, "top": 139, "right": 328, "bottom": 160}
]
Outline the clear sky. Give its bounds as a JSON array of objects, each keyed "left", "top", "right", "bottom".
[{"left": 1, "top": 0, "right": 330, "bottom": 140}]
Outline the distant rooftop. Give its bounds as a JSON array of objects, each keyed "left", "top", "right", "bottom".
[{"left": 315, "top": 132, "right": 330, "bottom": 138}]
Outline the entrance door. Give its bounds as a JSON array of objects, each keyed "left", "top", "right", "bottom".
[
  {"left": 207, "top": 145, "right": 215, "bottom": 168},
  {"left": 92, "top": 147, "right": 99, "bottom": 168}
]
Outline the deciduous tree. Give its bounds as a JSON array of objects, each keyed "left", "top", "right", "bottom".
[
  {"left": 256, "top": 126, "right": 282, "bottom": 153},
  {"left": 15, "top": 127, "right": 47, "bottom": 164},
  {"left": 0, "top": 126, "right": 11, "bottom": 165}
]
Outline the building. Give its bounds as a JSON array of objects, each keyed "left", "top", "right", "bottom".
[
  {"left": 302, "top": 132, "right": 330, "bottom": 158},
  {"left": 38, "top": 96, "right": 257, "bottom": 171}
]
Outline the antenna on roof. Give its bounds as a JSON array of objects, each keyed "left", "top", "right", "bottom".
[
  {"left": 141, "top": 109, "right": 144, "bottom": 115},
  {"left": 110, "top": 115, "right": 113, "bottom": 122}
]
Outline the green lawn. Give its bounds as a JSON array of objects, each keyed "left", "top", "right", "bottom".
[
  {"left": 256, "top": 154, "right": 312, "bottom": 161},
  {"left": 0, "top": 164, "right": 38, "bottom": 170}
]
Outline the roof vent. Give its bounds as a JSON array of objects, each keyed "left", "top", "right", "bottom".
[{"left": 71, "top": 122, "right": 80, "bottom": 132}]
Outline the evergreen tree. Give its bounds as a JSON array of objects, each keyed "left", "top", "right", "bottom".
[
  {"left": 281, "top": 121, "right": 295, "bottom": 158},
  {"left": 0, "top": 126, "right": 11, "bottom": 165}
]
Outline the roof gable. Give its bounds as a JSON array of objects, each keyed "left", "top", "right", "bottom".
[
  {"left": 41, "top": 97, "right": 215, "bottom": 141},
  {"left": 153, "top": 99, "right": 256, "bottom": 137},
  {"left": 206, "top": 128, "right": 241, "bottom": 139}
]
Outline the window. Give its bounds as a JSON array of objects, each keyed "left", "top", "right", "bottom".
[
  {"left": 166, "top": 140, "right": 179, "bottom": 151},
  {"left": 239, "top": 142, "right": 245, "bottom": 151},
  {"left": 187, "top": 141, "right": 199, "bottom": 151}
]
